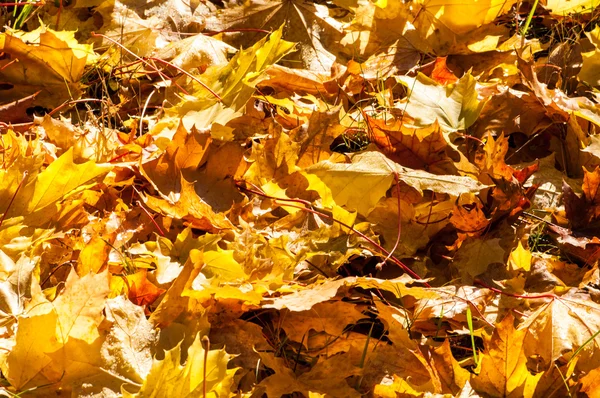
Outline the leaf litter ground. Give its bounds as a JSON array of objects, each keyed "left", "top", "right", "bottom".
[{"left": 2, "top": 0, "right": 600, "bottom": 396}]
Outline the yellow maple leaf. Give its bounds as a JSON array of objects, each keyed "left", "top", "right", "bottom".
[
  {"left": 0, "top": 25, "right": 95, "bottom": 108},
  {"left": 1, "top": 147, "right": 111, "bottom": 226},
  {"left": 2, "top": 270, "right": 110, "bottom": 390},
  {"left": 508, "top": 241, "right": 532, "bottom": 272},
  {"left": 471, "top": 314, "right": 542, "bottom": 397},
  {"left": 123, "top": 333, "right": 237, "bottom": 397},
  {"left": 160, "top": 25, "right": 296, "bottom": 132}
]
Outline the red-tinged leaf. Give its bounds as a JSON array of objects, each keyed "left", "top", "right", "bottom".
[
  {"left": 512, "top": 161, "right": 539, "bottom": 184},
  {"left": 368, "top": 116, "right": 457, "bottom": 174},
  {"left": 125, "top": 270, "right": 165, "bottom": 307},
  {"left": 450, "top": 196, "right": 490, "bottom": 237},
  {"left": 431, "top": 57, "right": 459, "bottom": 85},
  {"left": 563, "top": 167, "right": 600, "bottom": 231}
]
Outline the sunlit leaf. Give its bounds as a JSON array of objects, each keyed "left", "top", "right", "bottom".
[
  {"left": 123, "top": 333, "right": 237, "bottom": 397},
  {"left": 0, "top": 25, "right": 95, "bottom": 109},
  {"left": 396, "top": 72, "right": 485, "bottom": 131},
  {"left": 471, "top": 314, "right": 542, "bottom": 397}
]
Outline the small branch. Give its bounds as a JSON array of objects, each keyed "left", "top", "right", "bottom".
[
  {"left": 148, "top": 57, "right": 222, "bottom": 102},
  {"left": 0, "top": 1, "right": 44, "bottom": 5},
  {"left": 203, "top": 28, "right": 271, "bottom": 36}
]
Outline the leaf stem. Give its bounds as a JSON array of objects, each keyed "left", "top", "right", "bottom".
[
  {"left": 147, "top": 57, "right": 222, "bottom": 101},
  {"left": 0, "top": 2, "right": 43, "bottom": 6},
  {"left": 203, "top": 28, "right": 271, "bottom": 36},
  {"left": 474, "top": 278, "right": 557, "bottom": 300},
  {"left": 202, "top": 335, "right": 210, "bottom": 398},
  {"left": 136, "top": 200, "right": 166, "bottom": 237}
]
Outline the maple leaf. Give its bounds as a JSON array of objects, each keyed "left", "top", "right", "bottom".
[
  {"left": 2, "top": 311, "right": 62, "bottom": 390},
  {"left": 453, "top": 237, "right": 506, "bottom": 279},
  {"left": 471, "top": 314, "right": 542, "bottom": 397},
  {"left": 2, "top": 270, "right": 110, "bottom": 390},
  {"left": 373, "top": 376, "right": 434, "bottom": 397},
  {"left": 410, "top": 0, "right": 517, "bottom": 36},
  {"left": 396, "top": 72, "right": 485, "bottom": 131},
  {"left": 175, "top": 247, "right": 266, "bottom": 305},
  {"left": 149, "top": 253, "right": 209, "bottom": 329},
  {"left": 520, "top": 291, "right": 600, "bottom": 371},
  {"left": 0, "top": 25, "right": 95, "bottom": 109},
  {"left": 77, "top": 236, "right": 112, "bottom": 275},
  {"left": 542, "top": 0, "right": 598, "bottom": 14},
  {"left": 472, "top": 89, "right": 553, "bottom": 138},
  {"left": 209, "top": 318, "right": 271, "bottom": 372},
  {"left": 278, "top": 301, "right": 365, "bottom": 346},
  {"left": 0, "top": 253, "right": 35, "bottom": 320},
  {"left": 368, "top": 117, "right": 457, "bottom": 173},
  {"left": 143, "top": 175, "right": 235, "bottom": 232},
  {"left": 161, "top": 25, "right": 296, "bottom": 132},
  {"left": 123, "top": 333, "right": 237, "bottom": 397},
  {"left": 258, "top": 351, "right": 362, "bottom": 397},
  {"left": 101, "top": 296, "right": 157, "bottom": 385},
  {"left": 141, "top": 123, "right": 212, "bottom": 197},
  {"left": 450, "top": 193, "right": 490, "bottom": 237},
  {"left": 205, "top": 0, "right": 344, "bottom": 71},
  {"left": 369, "top": 197, "right": 453, "bottom": 257},
  {"left": 563, "top": 166, "right": 600, "bottom": 230},
  {"left": 0, "top": 146, "right": 110, "bottom": 229},
  {"left": 263, "top": 278, "right": 348, "bottom": 312},
  {"left": 431, "top": 57, "right": 459, "bottom": 85},
  {"left": 579, "top": 366, "right": 600, "bottom": 397},
  {"left": 296, "top": 107, "right": 347, "bottom": 168},
  {"left": 508, "top": 242, "right": 532, "bottom": 272},
  {"left": 123, "top": 270, "right": 166, "bottom": 307},
  {"left": 306, "top": 151, "right": 487, "bottom": 217}
]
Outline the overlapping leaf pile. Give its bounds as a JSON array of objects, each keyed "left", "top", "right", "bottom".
[{"left": 3, "top": 0, "right": 600, "bottom": 396}]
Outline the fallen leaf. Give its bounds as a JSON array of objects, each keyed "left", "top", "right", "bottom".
[
  {"left": 101, "top": 296, "right": 157, "bottom": 384},
  {"left": 471, "top": 314, "right": 542, "bottom": 398},
  {"left": 431, "top": 57, "right": 459, "bottom": 85},
  {"left": 123, "top": 333, "right": 237, "bottom": 397},
  {"left": 396, "top": 72, "right": 485, "bottom": 131},
  {"left": 258, "top": 351, "right": 362, "bottom": 397},
  {"left": 278, "top": 301, "right": 365, "bottom": 346},
  {"left": 306, "top": 151, "right": 487, "bottom": 216},
  {"left": 205, "top": 0, "right": 344, "bottom": 71},
  {"left": 0, "top": 25, "right": 95, "bottom": 108},
  {"left": 124, "top": 270, "right": 166, "bottom": 307},
  {"left": 508, "top": 242, "right": 532, "bottom": 272},
  {"left": 453, "top": 238, "right": 506, "bottom": 279},
  {"left": 143, "top": 175, "right": 234, "bottom": 232},
  {"left": 520, "top": 291, "right": 600, "bottom": 371}
]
